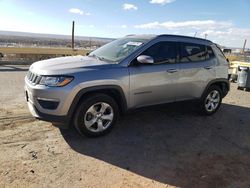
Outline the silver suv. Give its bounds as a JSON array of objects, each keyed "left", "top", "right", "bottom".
[{"left": 25, "top": 35, "right": 229, "bottom": 137}]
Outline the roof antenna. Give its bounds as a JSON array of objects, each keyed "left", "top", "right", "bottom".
[{"left": 194, "top": 31, "right": 197, "bottom": 37}]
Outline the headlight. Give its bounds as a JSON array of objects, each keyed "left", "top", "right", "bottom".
[{"left": 39, "top": 76, "right": 74, "bottom": 87}]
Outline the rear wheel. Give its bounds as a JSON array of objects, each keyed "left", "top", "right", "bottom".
[
  {"left": 74, "top": 93, "right": 119, "bottom": 137},
  {"left": 199, "top": 85, "right": 222, "bottom": 115}
]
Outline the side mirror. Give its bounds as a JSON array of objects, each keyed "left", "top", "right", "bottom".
[{"left": 137, "top": 55, "right": 154, "bottom": 64}]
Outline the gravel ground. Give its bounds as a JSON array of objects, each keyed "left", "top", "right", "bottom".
[{"left": 0, "top": 65, "right": 250, "bottom": 188}]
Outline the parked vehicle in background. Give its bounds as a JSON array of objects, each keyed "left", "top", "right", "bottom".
[{"left": 25, "top": 34, "right": 229, "bottom": 137}]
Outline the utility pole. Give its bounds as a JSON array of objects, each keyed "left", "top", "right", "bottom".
[
  {"left": 72, "top": 21, "right": 75, "bottom": 50},
  {"left": 89, "top": 37, "right": 92, "bottom": 50},
  {"left": 242, "top": 39, "right": 247, "bottom": 54}
]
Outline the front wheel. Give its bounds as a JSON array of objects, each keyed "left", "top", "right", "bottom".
[
  {"left": 74, "top": 93, "right": 119, "bottom": 137},
  {"left": 199, "top": 85, "right": 222, "bottom": 115}
]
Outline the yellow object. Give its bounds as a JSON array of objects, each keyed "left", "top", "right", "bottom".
[
  {"left": 0, "top": 47, "right": 88, "bottom": 56},
  {"left": 229, "top": 60, "right": 250, "bottom": 76},
  {"left": 58, "top": 77, "right": 74, "bottom": 87}
]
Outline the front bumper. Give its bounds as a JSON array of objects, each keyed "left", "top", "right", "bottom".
[
  {"left": 26, "top": 100, "right": 68, "bottom": 124},
  {"left": 24, "top": 76, "right": 78, "bottom": 125}
]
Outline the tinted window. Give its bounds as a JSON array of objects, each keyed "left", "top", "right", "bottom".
[
  {"left": 141, "top": 42, "right": 177, "bottom": 64},
  {"left": 180, "top": 43, "right": 206, "bottom": 63},
  {"left": 206, "top": 46, "right": 215, "bottom": 60}
]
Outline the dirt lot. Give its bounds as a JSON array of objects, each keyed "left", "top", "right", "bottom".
[{"left": 0, "top": 64, "right": 250, "bottom": 188}]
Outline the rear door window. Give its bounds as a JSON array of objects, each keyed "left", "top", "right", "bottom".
[{"left": 180, "top": 42, "right": 206, "bottom": 63}]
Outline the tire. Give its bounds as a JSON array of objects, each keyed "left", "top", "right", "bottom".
[
  {"left": 199, "top": 85, "right": 222, "bottom": 115},
  {"left": 74, "top": 93, "right": 119, "bottom": 137}
]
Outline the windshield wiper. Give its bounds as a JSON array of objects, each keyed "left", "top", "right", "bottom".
[
  {"left": 89, "top": 54, "right": 115, "bottom": 63},
  {"left": 88, "top": 54, "right": 98, "bottom": 59},
  {"left": 98, "top": 56, "right": 115, "bottom": 62}
]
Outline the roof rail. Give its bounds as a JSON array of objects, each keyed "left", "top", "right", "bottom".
[{"left": 157, "top": 34, "right": 212, "bottom": 43}]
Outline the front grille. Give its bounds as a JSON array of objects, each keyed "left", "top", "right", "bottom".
[{"left": 27, "top": 71, "right": 41, "bottom": 84}]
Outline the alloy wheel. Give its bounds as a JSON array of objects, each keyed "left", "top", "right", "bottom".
[
  {"left": 205, "top": 90, "right": 220, "bottom": 112},
  {"left": 84, "top": 102, "right": 114, "bottom": 133}
]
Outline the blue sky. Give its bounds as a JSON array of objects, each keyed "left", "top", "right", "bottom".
[{"left": 0, "top": 0, "right": 250, "bottom": 47}]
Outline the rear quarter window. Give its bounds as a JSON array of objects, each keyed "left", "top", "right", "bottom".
[
  {"left": 206, "top": 46, "right": 215, "bottom": 60},
  {"left": 213, "top": 45, "right": 229, "bottom": 66},
  {"left": 214, "top": 45, "right": 227, "bottom": 60}
]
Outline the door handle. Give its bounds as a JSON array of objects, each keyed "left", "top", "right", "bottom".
[
  {"left": 167, "top": 69, "right": 178, "bottom": 73},
  {"left": 204, "top": 66, "right": 212, "bottom": 70}
]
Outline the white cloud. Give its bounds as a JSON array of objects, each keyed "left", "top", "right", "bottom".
[
  {"left": 133, "top": 19, "right": 250, "bottom": 47},
  {"left": 150, "top": 0, "right": 175, "bottom": 5},
  {"left": 134, "top": 20, "right": 233, "bottom": 30},
  {"left": 123, "top": 3, "right": 138, "bottom": 10},
  {"left": 69, "top": 8, "right": 91, "bottom": 16},
  {"left": 198, "top": 28, "right": 250, "bottom": 47},
  {"left": 69, "top": 8, "right": 83, "bottom": 15},
  {"left": 200, "top": 28, "right": 250, "bottom": 38},
  {"left": 121, "top": 25, "right": 128, "bottom": 29}
]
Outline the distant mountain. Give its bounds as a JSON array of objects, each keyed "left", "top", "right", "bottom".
[{"left": 0, "top": 30, "right": 114, "bottom": 42}]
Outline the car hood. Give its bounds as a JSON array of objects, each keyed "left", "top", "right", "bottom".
[{"left": 29, "top": 55, "right": 113, "bottom": 75}]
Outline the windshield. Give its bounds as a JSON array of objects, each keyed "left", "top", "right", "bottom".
[{"left": 89, "top": 37, "right": 150, "bottom": 63}]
